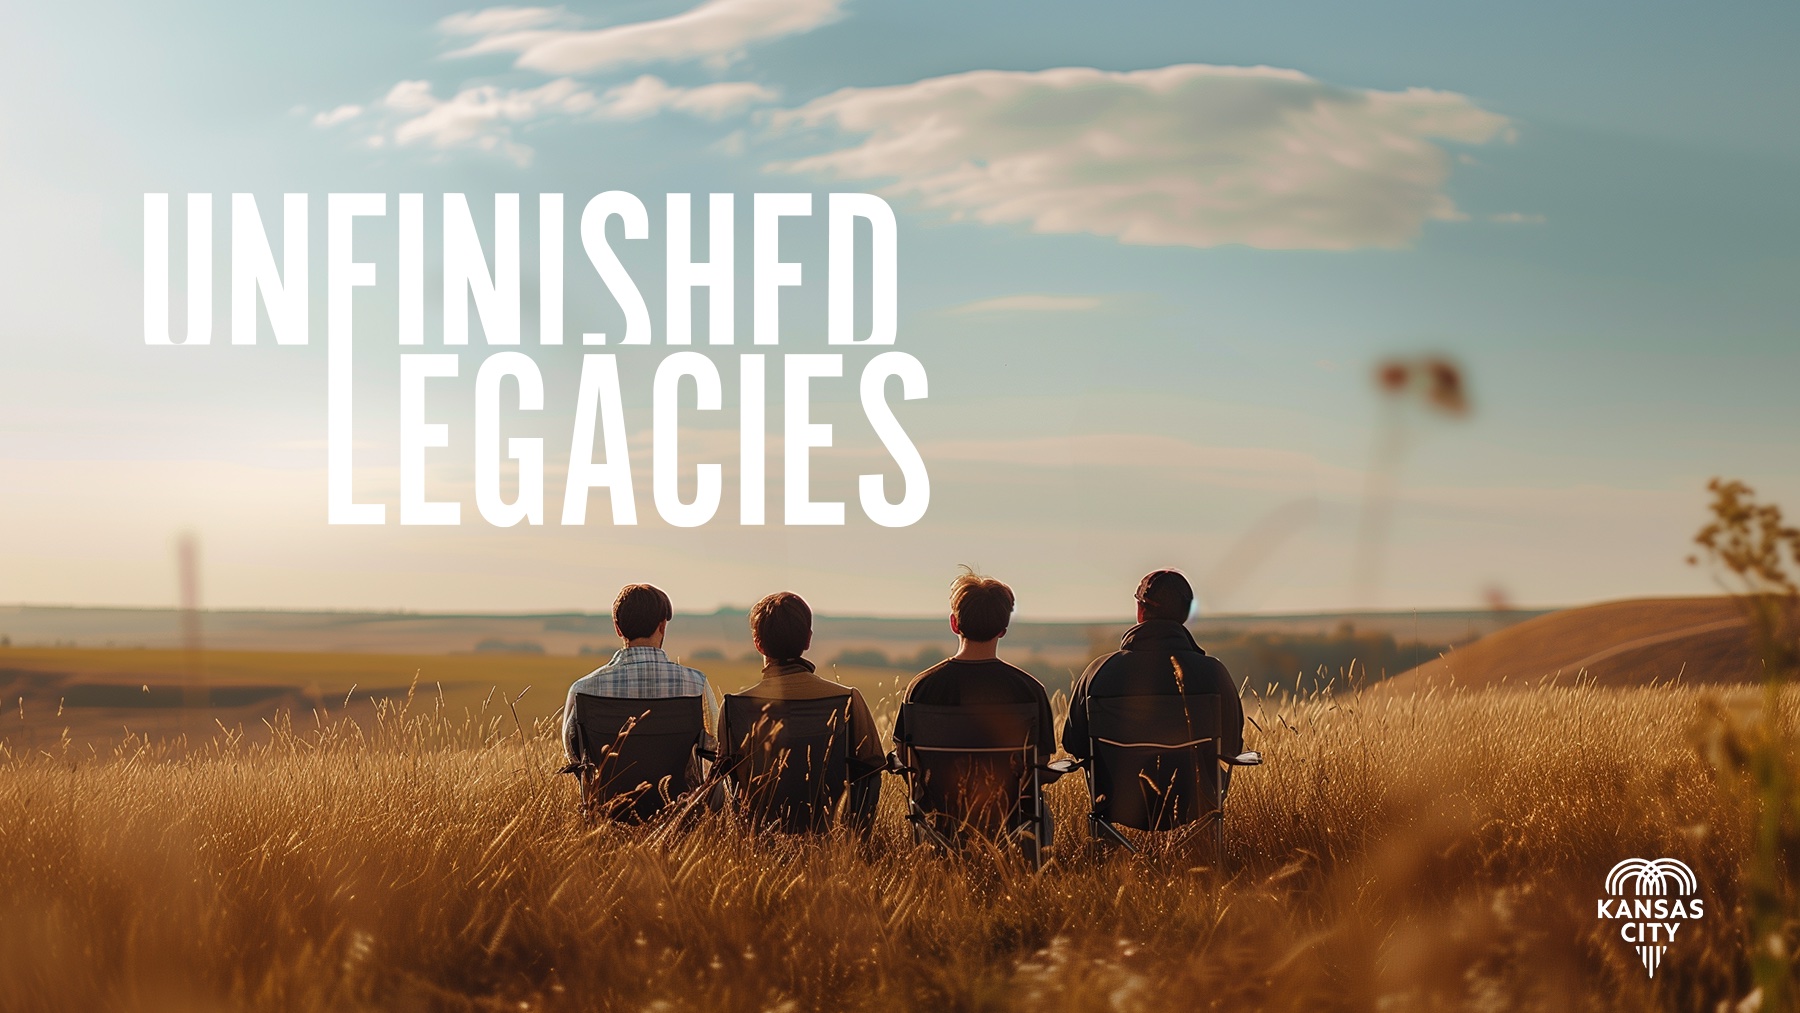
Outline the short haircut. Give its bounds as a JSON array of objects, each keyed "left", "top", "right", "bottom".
[
  {"left": 1135, "top": 569, "right": 1194, "bottom": 623},
  {"left": 950, "top": 567, "right": 1014, "bottom": 642},
  {"left": 613, "top": 584, "right": 673, "bottom": 640},
  {"left": 750, "top": 591, "right": 812, "bottom": 660}
]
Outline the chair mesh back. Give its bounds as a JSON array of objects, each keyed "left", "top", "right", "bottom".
[
  {"left": 720, "top": 694, "right": 853, "bottom": 833},
  {"left": 900, "top": 702, "right": 1040, "bottom": 841},
  {"left": 1086, "top": 694, "right": 1222, "bottom": 832},
  {"left": 571, "top": 695, "right": 706, "bottom": 823}
]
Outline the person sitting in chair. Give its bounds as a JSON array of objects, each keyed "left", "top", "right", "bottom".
[
  {"left": 561, "top": 583, "right": 717, "bottom": 782},
  {"left": 728, "top": 591, "right": 884, "bottom": 830},
  {"left": 893, "top": 568, "right": 1057, "bottom": 850},
  {"left": 1062, "top": 569, "right": 1244, "bottom": 789}
]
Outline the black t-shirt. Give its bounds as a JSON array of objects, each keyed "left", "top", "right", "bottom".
[{"left": 892, "top": 658, "right": 1056, "bottom": 754}]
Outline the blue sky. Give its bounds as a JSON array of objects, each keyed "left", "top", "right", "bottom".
[{"left": 1, "top": 0, "right": 1796, "bottom": 619}]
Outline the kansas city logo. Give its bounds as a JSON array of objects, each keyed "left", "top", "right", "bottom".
[{"left": 1597, "top": 858, "right": 1704, "bottom": 977}]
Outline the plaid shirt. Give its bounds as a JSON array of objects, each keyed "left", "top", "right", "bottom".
[{"left": 562, "top": 646, "right": 717, "bottom": 759}]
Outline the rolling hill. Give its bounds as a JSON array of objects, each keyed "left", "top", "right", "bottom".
[{"left": 1378, "top": 596, "right": 1769, "bottom": 692}]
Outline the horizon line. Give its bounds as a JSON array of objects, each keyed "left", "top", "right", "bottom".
[{"left": 0, "top": 599, "right": 1643, "bottom": 625}]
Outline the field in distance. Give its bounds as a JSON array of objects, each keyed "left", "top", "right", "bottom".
[{"left": 0, "top": 645, "right": 914, "bottom": 752}]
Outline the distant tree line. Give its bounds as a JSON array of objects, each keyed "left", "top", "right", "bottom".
[
  {"left": 1205, "top": 625, "right": 1440, "bottom": 696},
  {"left": 568, "top": 627, "right": 1441, "bottom": 698}
]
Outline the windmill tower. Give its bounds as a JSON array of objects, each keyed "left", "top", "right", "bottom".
[{"left": 177, "top": 533, "right": 205, "bottom": 721}]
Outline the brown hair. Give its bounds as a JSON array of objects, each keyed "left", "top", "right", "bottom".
[
  {"left": 749, "top": 591, "right": 812, "bottom": 660},
  {"left": 950, "top": 567, "right": 1014, "bottom": 642},
  {"left": 1135, "top": 569, "right": 1193, "bottom": 623},
  {"left": 613, "top": 584, "right": 673, "bottom": 641}
]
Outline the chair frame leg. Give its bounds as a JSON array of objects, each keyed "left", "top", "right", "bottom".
[
  {"left": 1021, "top": 770, "right": 1043, "bottom": 871},
  {"left": 1019, "top": 825, "right": 1041, "bottom": 871},
  {"left": 1089, "top": 812, "right": 1139, "bottom": 855},
  {"left": 1182, "top": 809, "right": 1225, "bottom": 872},
  {"left": 578, "top": 770, "right": 598, "bottom": 826},
  {"left": 907, "top": 795, "right": 958, "bottom": 853}
]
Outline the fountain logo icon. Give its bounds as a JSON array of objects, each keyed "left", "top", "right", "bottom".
[{"left": 1597, "top": 858, "right": 1704, "bottom": 977}]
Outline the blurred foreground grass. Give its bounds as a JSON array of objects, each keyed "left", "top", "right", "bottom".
[{"left": 0, "top": 682, "right": 1784, "bottom": 1012}]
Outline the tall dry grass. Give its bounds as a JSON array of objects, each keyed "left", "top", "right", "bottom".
[{"left": 0, "top": 682, "right": 1782, "bottom": 1012}]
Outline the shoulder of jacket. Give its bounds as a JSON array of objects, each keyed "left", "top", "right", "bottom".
[
  {"left": 1186, "top": 648, "right": 1229, "bottom": 669},
  {"left": 1169, "top": 647, "right": 1225, "bottom": 668}
]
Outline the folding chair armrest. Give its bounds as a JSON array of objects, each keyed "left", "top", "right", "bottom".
[
  {"left": 883, "top": 750, "right": 912, "bottom": 776},
  {"left": 1224, "top": 750, "right": 1263, "bottom": 767},
  {"left": 556, "top": 760, "right": 592, "bottom": 776},
  {"left": 696, "top": 746, "right": 718, "bottom": 763},
  {"left": 1038, "top": 757, "right": 1083, "bottom": 784}
]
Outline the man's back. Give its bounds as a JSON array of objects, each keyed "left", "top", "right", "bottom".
[
  {"left": 893, "top": 658, "right": 1054, "bottom": 751},
  {"left": 734, "top": 659, "right": 884, "bottom": 776},
  {"left": 1062, "top": 619, "right": 1242, "bottom": 760},
  {"left": 567, "top": 645, "right": 711, "bottom": 700},
  {"left": 562, "top": 645, "right": 715, "bottom": 759}
]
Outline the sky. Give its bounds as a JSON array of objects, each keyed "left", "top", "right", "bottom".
[{"left": 0, "top": 0, "right": 1796, "bottom": 620}]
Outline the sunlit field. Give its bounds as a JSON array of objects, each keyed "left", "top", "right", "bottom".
[{"left": 0, "top": 678, "right": 1776, "bottom": 1012}]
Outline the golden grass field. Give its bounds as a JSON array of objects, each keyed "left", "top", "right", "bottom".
[{"left": 0, "top": 671, "right": 1782, "bottom": 1012}]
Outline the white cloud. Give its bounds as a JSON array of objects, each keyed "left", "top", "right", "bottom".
[
  {"left": 383, "top": 79, "right": 439, "bottom": 113},
  {"left": 444, "top": 0, "right": 846, "bottom": 74},
  {"left": 308, "top": 1, "right": 805, "bottom": 163},
  {"left": 358, "top": 73, "right": 775, "bottom": 163},
  {"left": 597, "top": 75, "right": 777, "bottom": 121},
  {"left": 380, "top": 77, "right": 600, "bottom": 165},
  {"left": 947, "top": 294, "right": 1104, "bottom": 314},
  {"left": 769, "top": 64, "right": 1512, "bottom": 251},
  {"left": 1489, "top": 211, "right": 1547, "bottom": 224},
  {"left": 438, "top": 6, "right": 571, "bottom": 37},
  {"left": 319, "top": 71, "right": 770, "bottom": 164},
  {"left": 311, "top": 104, "right": 363, "bottom": 128}
]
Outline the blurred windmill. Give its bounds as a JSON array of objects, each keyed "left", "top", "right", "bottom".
[
  {"left": 1197, "top": 497, "right": 1320, "bottom": 614},
  {"left": 1351, "top": 356, "right": 1470, "bottom": 608},
  {"left": 177, "top": 533, "right": 205, "bottom": 716}
]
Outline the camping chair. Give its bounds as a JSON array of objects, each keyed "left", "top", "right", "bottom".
[
  {"left": 1053, "top": 694, "right": 1261, "bottom": 868},
  {"left": 717, "top": 693, "right": 863, "bottom": 834},
  {"left": 558, "top": 694, "right": 713, "bottom": 823},
  {"left": 888, "top": 701, "right": 1062, "bottom": 869}
]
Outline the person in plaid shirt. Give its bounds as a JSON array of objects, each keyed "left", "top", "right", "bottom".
[{"left": 561, "top": 583, "right": 718, "bottom": 764}]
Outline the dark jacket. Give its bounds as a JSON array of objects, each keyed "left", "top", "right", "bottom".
[
  {"left": 1061, "top": 619, "right": 1244, "bottom": 761},
  {"left": 892, "top": 658, "right": 1055, "bottom": 757}
]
